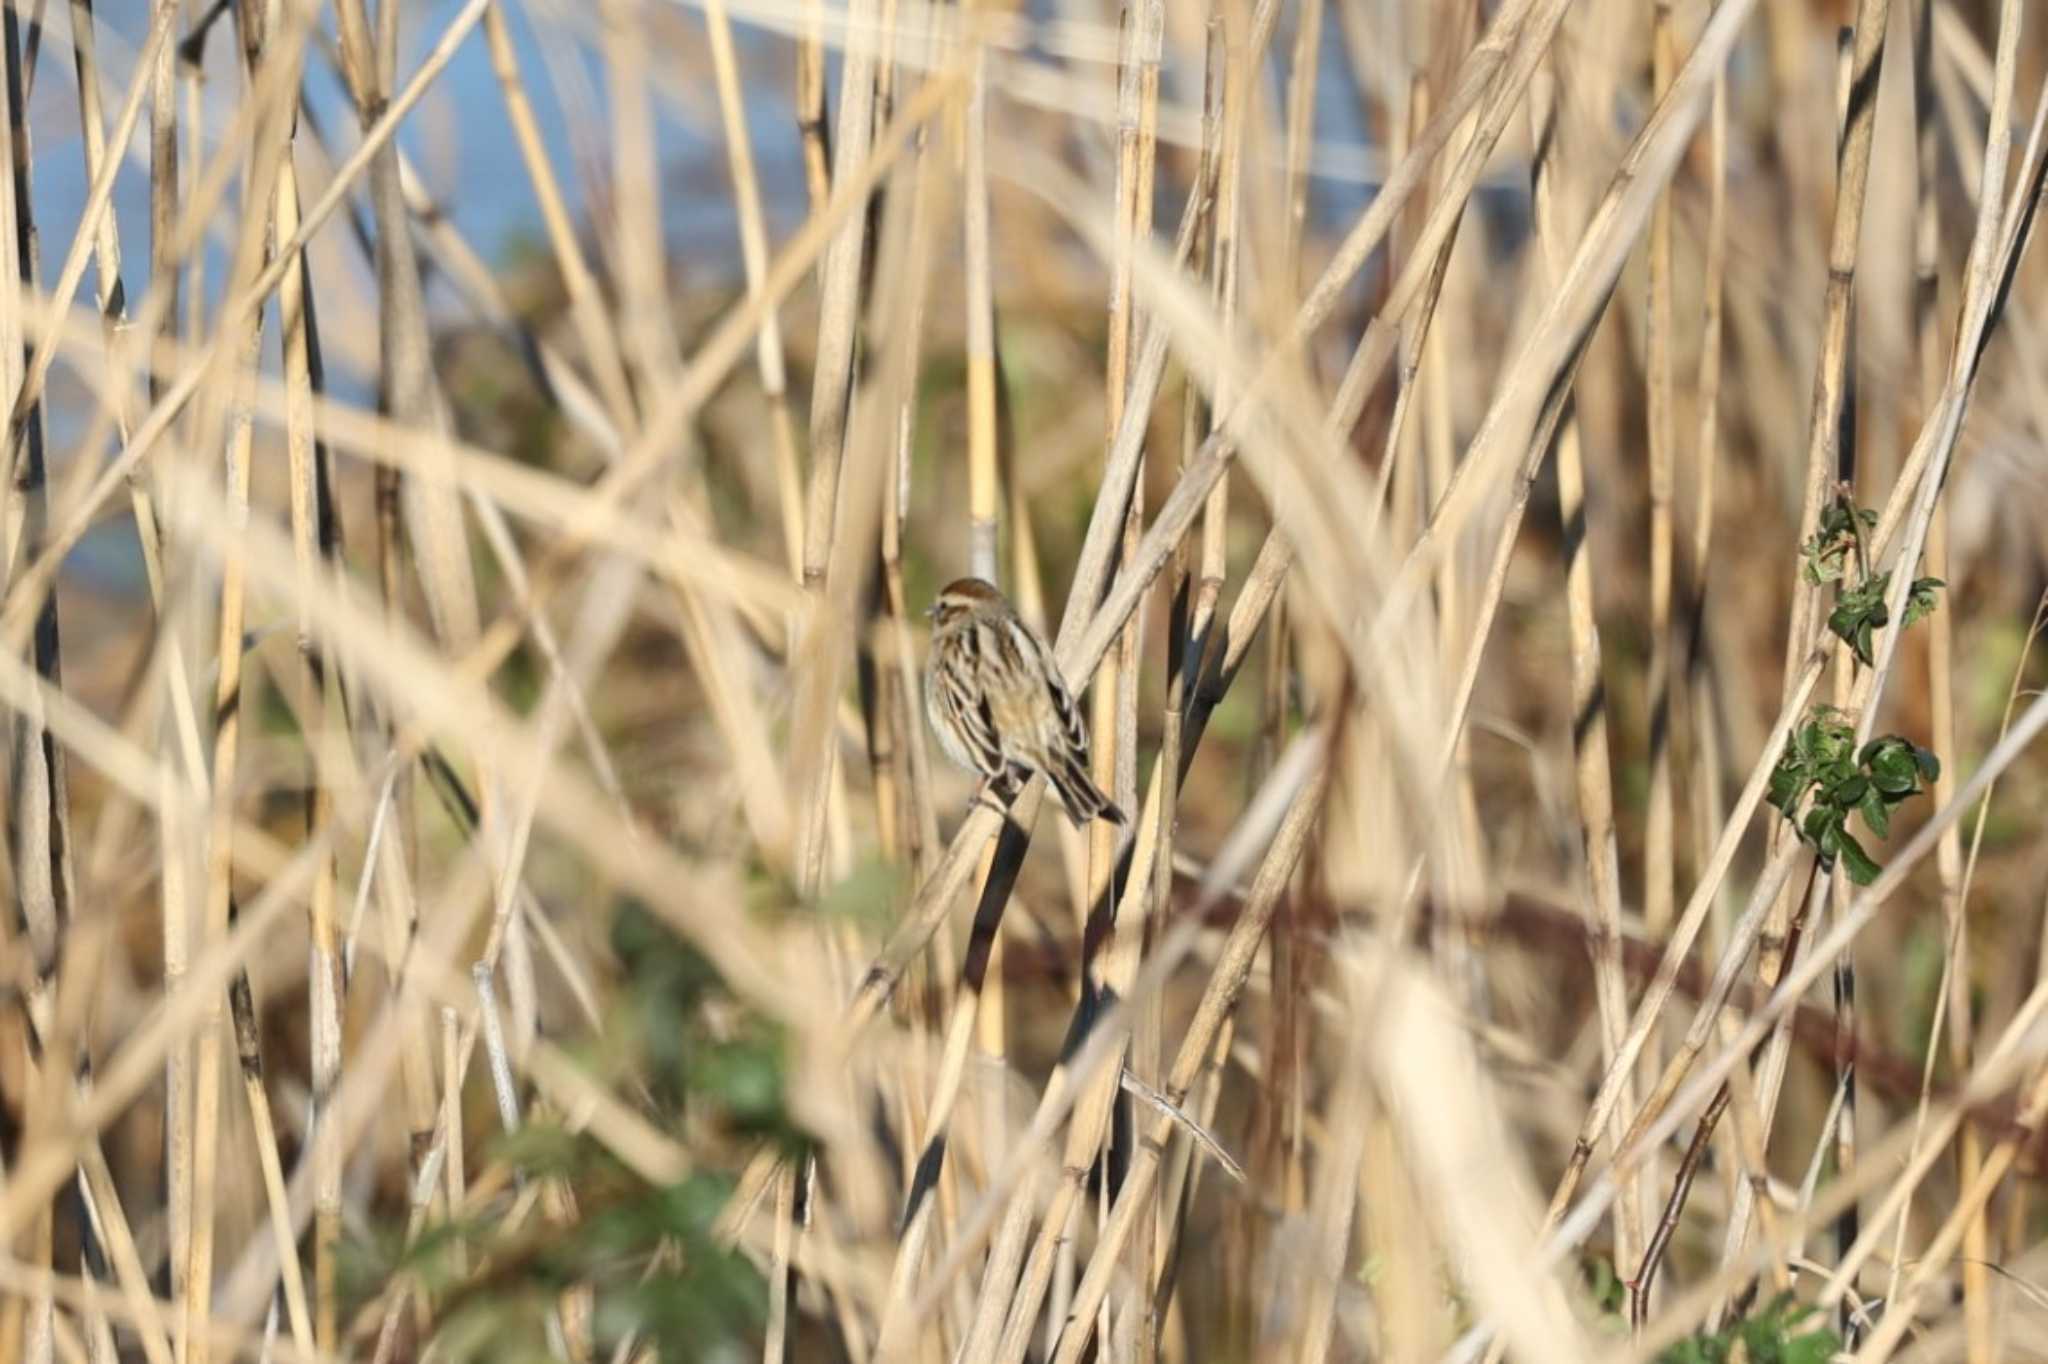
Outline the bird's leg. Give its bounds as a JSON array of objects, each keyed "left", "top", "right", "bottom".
[{"left": 971, "top": 766, "right": 1028, "bottom": 826}]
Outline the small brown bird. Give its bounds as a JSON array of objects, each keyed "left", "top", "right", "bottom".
[{"left": 924, "top": 577, "right": 1125, "bottom": 826}]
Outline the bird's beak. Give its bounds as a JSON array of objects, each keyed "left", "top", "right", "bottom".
[{"left": 924, "top": 602, "right": 939, "bottom": 621}]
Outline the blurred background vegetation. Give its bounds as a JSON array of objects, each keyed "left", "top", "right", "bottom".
[{"left": 2, "top": 0, "right": 2048, "bottom": 1360}]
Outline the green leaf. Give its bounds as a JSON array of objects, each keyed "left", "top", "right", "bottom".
[
  {"left": 1915, "top": 744, "right": 1942, "bottom": 782},
  {"left": 1869, "top": 741, "right": 1920, "bottom": 795},
  {"left": 1827, "top": 774, "right": 1868, "bottom": 807},
  {"left": 1768, "top": 759, "right": 1806, "bottom": 816},
  {"left": 1826, "top": 600, "right": 1858, "bottom": 639},
  {"left": 1904, "top": 576, "right": 1946, "bottom": 628},
  {"left": 1859, "top": 785, "right": 1890, "bottom": 840},
  {"left": 1836, "top": 831, "right": 1882, "bottom": 885},
  {"left": 1810, "top": 709, "right": 1854, "bottom": 764}
]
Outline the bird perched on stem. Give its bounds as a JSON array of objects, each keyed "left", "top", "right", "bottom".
[{"left": 924, "top": 577, "right": 1125, "bottom": 826}]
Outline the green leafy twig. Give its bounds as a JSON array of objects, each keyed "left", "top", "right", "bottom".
[
  {"left": 1800, "top": 492, "right": 1876, "bottom": 585},
  {"left": 1802, "top": 489, "right": 1944, "bottom": 665},
  {"left": 1825, "top": 570, "right": 1945, "bottom": 667},
  {"left": 1768, "top": 706, "right": 1939, "bottom": 885}
]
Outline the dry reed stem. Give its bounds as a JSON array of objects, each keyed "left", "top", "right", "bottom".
[
  {"left": 1686, "top": 16, "right": 1729, "bottom": 1010},
  {"left": 1527, "top": 56, "right": 1644, "bottom": 1280},
  {"left": 479, "top": 1, "right": 636, "bottom": 436},
  {"left": 1643, "top": 0, "right": 1678, "bottom": 987},
  {"left": 179, "top": 6, "right": 315, "bottom": 1355},
  {"left": 0, "top": 4, "right": 73, "bottom": 1352}
]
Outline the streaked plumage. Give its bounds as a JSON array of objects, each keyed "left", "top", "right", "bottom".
[{"left": 924, "top": 577, "right": 1125, "bottom": 826}]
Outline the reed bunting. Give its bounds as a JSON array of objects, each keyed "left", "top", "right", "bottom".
[{"left": 924, "top": 577, "right": 1125, "bottom": 826}]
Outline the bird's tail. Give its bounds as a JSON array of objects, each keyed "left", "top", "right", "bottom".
[{"left": 1048, "top": 754, "right": 1125, "bottom": 826}]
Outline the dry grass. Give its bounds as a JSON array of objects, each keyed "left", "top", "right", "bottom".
[{"left": 3, "top": 0, "right": 2048, "bottom": 1360}]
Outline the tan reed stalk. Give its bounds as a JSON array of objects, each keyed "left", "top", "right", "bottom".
[
  {"left": 222, "top": 961, "right": 316, "bottom": 1358},
  {"left": 68, "top": 1127, "right": 172, "bottom": 1364},
  {"left": 328, "top": 0, "right": 488, "bottom": 1339},
  {"left": 1822, "top": 29, "right": 1865, "bottom": 1331},
  {"left": 795, "top": 0, "right": 831, "bottom": 209},
  {"left": 147, "top": 0, "right": 189, "bottom": 1324},
  {"left": 1901, "top": 3, "right": 1988, "bottom": 1349},
  {"left": 1644, "top": 0, "right": 1678, "bottom": 967},
  {"left": 181, "top": 10, "right": 298, "bottom": 1345},
  {"left": 478, "top": 2, "right": 635, "bottom": 435},
  {"left": 959, "top": 11, "right": 1004, "bottom": 1233},
  {"left": 265, "top": 86, "right": 349, "bottom": 1364},
  {"left": 1378, "top": 69, "right": 1426, "bottom": 551},
  {"left": 1243, "top": 0, "right": 1322, "bottom": 1315},
  {"left": 1145, "top": 7, "right": 1226, "bottom": 1334},
  {"left": 799, "top": 0, "right": 882, "bottom": 603},
  {"left": 1110, "top": 0, "right": 1166, "bottom": 1333},
  {"left": 964, "top": 36, "right": 998, "bottom": 587},
  {"left": 873, "top": 856, "right": 1029, "bottom": 1356},
  {"left": 1753, "top": 1, "right": 1892, "bottom": 1131},
  {"left": 1527, "top": 57, "right": 1644, "bottom": 1281},
  {"left": 63, "top": 0, "right": 166, "bottom": 607},
  {"left": 0, "top": 5, "right": 73, "bottom": 1353},
  {"left": 1286, "top": 954, "right": 1369, "bottom": 1364},
  {"left": 699, "top": 0, "right": 807, "bottom": 582},
  {"left": 1773, "top": 0, "right": 1893, "bottom": 740},
  {"left": 790, "top": 0, "right": 883, "bottom": 902},
  {"left": 649, "top": 483, "right": 799, "bottom": 867},
  {"left": 600, "top": 0, "right": 682, "bottom": 394},
  {"left": 880, "top": 49, "right": 949, "bottom": 885},
  {"left": 1686, "top": 28, "right": 1729, "bottom": 967},
  {"left": 792, "top": 191, "right": 939, "bottom": 1364}
]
